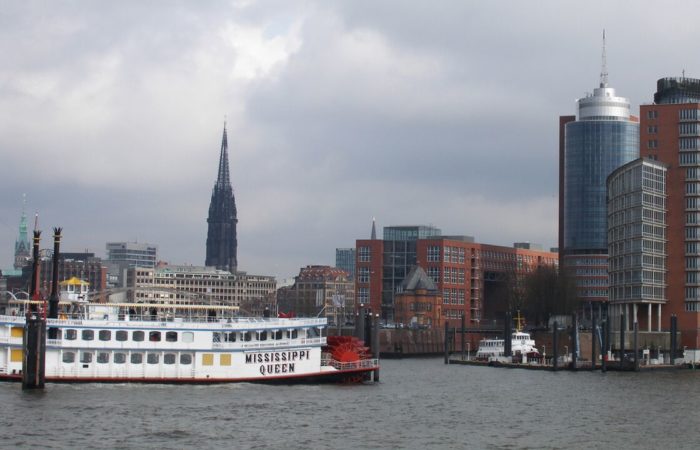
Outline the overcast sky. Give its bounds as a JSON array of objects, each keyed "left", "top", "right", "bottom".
[{"left": 1, "top": 1, "right": 698, "bottom": 280}]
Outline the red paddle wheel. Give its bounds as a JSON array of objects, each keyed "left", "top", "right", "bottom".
[
  {"left": 323, "top": 336, "right": 373, "bottom": 383},
  {"left": 324, "top": 336, "right": 371, "bottom": 362}
]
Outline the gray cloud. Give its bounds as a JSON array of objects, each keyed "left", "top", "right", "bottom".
[{"left": 1, "top": 1, "right": 699, "bottom": 279}]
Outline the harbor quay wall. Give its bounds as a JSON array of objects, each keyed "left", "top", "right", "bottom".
[{"left": 327, "top": 328, "right": 677, "bottom": 358}]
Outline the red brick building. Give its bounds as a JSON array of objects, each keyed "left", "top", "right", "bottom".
[
  {"left": 639, "top": 77, "right": 700, "bottom": 347},
  {"left": 356, "top": 228, "right": 558, "bottom": 328}
]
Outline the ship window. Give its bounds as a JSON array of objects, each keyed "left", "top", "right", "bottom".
[
  {"left": 220, "top": 354, "right": 231, "bottom": 366},
  {"left": 213, "top": 332, "right": 222, "bottom": 343},
  {"left": 114, "top": 353, "right": 126, "bottom": 364},
  {"left": 116, "top": 331, "right": 128, "bottom": 342},
  {"left": 62, "top": 352, "right": 75, "bottom": 363},
  {"left": 274, "top": 330, "right": 283, "bottom": 340},
  {"left": 82, "top": 330, "right": 94, "bottom": 341},
  {"left": 133, "top": 331, "right": 145, "bottom": 342},
  {"left": 80, "top": 352, "right": 93, "bottom": 363},
  {"left": 147, "top": 353, "right": 159, "bottom": 364},
  {"left": 149, "top": 331, "right": 161, "bottom": 342},
  {"left": 288, "top": 329, "right": 298, "bottom": 339},
  {"left": 10, "top": 349, "right": 22, "bottom": 362},
  {"left": 99, "top": 330, "right": 111, "bottom": 341},
  {"left": 202, "top": 354, "right": 214, "bottom": 366},
  {"left": 308, "top": 327, "right": 320, "bottom": 338},
  {"left": 131, "top": 353, "right": 143, "bottom": 364},
  {"left": 97, "top": 352, "right": 109, "bottom": 364},
  {"left": 65, "top": 329, "right": 77, "bottom": 340},
  {"left": 258, "top": 331, "right": 267, "bottom": 341},
  {"left": 227, "top": 332, "right": 237, "bottom": 342},
  {"left": 163, "top": 353, "right": 176, "bottom": 365},
  {"left": 180, "top": 354, "right": 192, "bottom": 365},
  {"left": 182, "top": 332, "right": 194, "bottom": 343},
  {"left": 165, "top": 331, "right": 178, "bottom": 342},
  {"left": 243, "top": 332, "right": 251, "bottom": 342}
]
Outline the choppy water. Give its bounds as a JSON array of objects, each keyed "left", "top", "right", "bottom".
[{"left": 1, "top": 358, "right": 699, "bottom": 449}]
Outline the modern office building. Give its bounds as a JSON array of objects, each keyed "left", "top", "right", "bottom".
[
  {"left": 106, "top": 241, "right": 157, "bottom": 287},
  {"left": 640, "top": 77, "right": 700, "bottom": 348},
  {"left": 607, "top": 158, "right": 667, "bottom": 333},
  {"left": 335, "top": 248, "right": 356, "bottom": 280},
  {"left": 559, "top": 42, "right": 639, "bottom": 308},
  {"left": 205, "top": 124, "right": 238, "bottom": 272},
  {"left": 356, "top": 224, "right": 558, "bottom": 326}
]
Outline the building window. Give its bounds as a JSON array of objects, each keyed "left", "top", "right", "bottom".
[
  {"left": 427, "top": 246, "right": 440, "bottom": 262},
  {"left": 647, "top": 110, "right": 658, "bottom": 119},
  {"left": 358, "top": 247, "right": 371, "bottom": 262},
  {"left": 358, "top": 267, "right": 370, "bottom": 283},
  {"left": 357, "top": 287, "right": 369, "bottom": 304}
]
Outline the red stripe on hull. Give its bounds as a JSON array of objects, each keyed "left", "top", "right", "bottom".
[{"left": 0, "top": 366, "right": 378, "bottom": 385}]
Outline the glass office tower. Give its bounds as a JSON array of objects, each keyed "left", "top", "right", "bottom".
[{"left": 562, "top": 81, "right": 639, "bottom": 305}]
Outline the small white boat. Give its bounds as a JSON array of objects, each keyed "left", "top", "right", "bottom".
[{"left": 475, "top": 331, "right": 540, "bottom": 361}]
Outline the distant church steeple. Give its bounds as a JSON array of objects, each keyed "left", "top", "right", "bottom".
[
  {"left": 371, "top": 217, "right": 377, "bottom": 240},
  {"left": 14, "top": 194, "right": 30, "bottom": 269},
  {"left": 205, "top": 123, "right": 238, "bottom": 272}
]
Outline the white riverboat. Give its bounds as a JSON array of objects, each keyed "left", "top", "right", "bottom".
[
  {"left": 0, "top": 297, "right": 378, "bottom": 384},
  {"left": 475, "top": 331, "right": 540, "bottom": 362}
]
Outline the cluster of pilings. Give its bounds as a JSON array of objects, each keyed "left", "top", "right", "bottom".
[
  {"left": 22, "top": 227, "right": 62, "bottom": 390},
  {"left": 355, "top": 308, "right": 380, "bottom": 381}
]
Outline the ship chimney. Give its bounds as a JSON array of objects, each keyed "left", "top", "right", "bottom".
[
  {"left": 48, "top": 227, "right": 62, "bottom": 320},
  {"left": 29, "top": 230, "right": 41, "bottom": 307}
]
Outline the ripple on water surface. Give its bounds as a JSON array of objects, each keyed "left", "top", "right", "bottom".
[{"left": 1, "top": 359, "right": 700, "bottom": 449}]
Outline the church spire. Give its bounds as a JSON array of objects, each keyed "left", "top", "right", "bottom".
[
  {"left": 371, "top": 217, "right": 377, "bottom": 240},
  {"left": 14, "top": 194, "right": 30, "bottom": 269},
  {"left": 206, "top": 123, "right": 238, "bottom": 273},
  {"left": 216, "top": 122, "right": 231, "bottom": 188}
]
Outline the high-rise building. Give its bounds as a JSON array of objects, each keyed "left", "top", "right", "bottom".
[
  {"left": 640, "top": 76, "right": 700, "bottom": 348},
  {"left": 13, "top": 197, "right": 30, "bottom": 270},
  {"left": 105, "top": 241, "right": 157, "bottom": 287},
  {"left": 607, "top": 158, "right": 667, "bottom": 333},
  {"left": 335, "top": 248, "right": 356, "bottom": 280},
  {"left": 205, "top": 124, "right": 238, "bottom": 272},
  {"left": 559, "top": 36, "right": 639, "bottom": 308}
]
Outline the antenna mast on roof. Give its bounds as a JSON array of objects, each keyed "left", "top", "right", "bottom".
[{"left": 600, "top": 29, "right": 608, "bottom": 88}]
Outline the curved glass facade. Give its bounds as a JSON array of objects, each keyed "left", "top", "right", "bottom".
[{"left": 564, "top": 120, "right": 639, "bottom": 252}]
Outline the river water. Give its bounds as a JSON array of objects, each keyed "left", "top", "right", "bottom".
[{"left": 1, "top": 358, "right": 699, "bottom": 449}]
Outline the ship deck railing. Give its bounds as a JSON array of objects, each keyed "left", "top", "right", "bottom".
[
  {"left": 0, "top": 314, "right": 326, "bottom": 329},
  {"left": 322, "top": 358, "right": 379, "bottom": 371}
]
